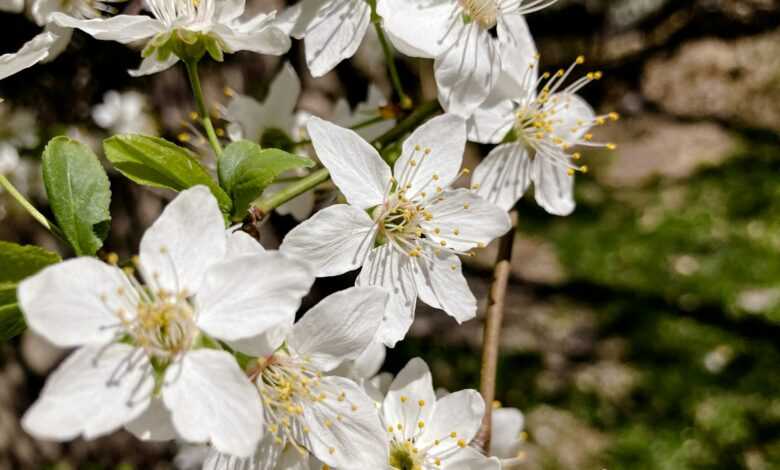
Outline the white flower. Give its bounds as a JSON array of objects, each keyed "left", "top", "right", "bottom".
[
  {"left": 203, "top": 286, "right": 391, "bottom": 470},
  {"left": 51, "top": 0, "right": 290, "bottom": 76},
  {"left": 470, "top": 46, "right": 618, "bottom": 215},
  {"left": 489, "top": 407, "right": 526, "bottom": 465},
  {"left": 381, "top": 358, "right": 500, "bottom": 470},
  {"left": 0, "top": 0, "right": 23, "bottom": 13},
  {"left": 278, "top": 0, "right": 371, "bottom": 77},
  {"left": 19, "top": 186, "right": 316, "bottom": 457},
  {"left": 280, "top": 114, "right": 511, "bottom": 346},
  {"left": 377, "top": 0, "right": 555, "bottom": 117},
  {"left": 225, "top": 63, "right": 394, "bottom": 221},
  {"left": 93, "top": 90, "right": 158, "bottom": 135}
]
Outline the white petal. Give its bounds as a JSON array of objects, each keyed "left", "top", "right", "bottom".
[
  {"left": 532, "top": 153, "right": 576, "bottom": 216},
  {"left": 18, "top": 258, "right": 130, "bottom": 348},
  {"left": 0, "top": 0, "right": 23, "bottom": 13},
  {"left": 225, "top": 95, "right": 266, "bottom": 142},
  {"left": 412, "top": 252, "right": 476, "bottom": 323},
  {"left": 419, "top": 390, "right": 484, "bottom": 451},
  {"left": 0, "top": 31, "right": 56, "bottom": 81},
  {"left": 264, "top": 63, "right": 301, "bottom": 129},
  {"left": 547, "top": 92, "right": 596, "bottom": 144},
  {"left": 41, "top": 25, "right": 71, "bottom": 62},
  {"left": 441, "top": 447, "right": 501, "bottom": 470},
  {"left": 290, "top": 286, "right": 388, "bottom": 371},
  {"left": 376, "top": 0, "right": 451, "bottom": 58},
  {"left": 383, "top": 358, "right": 436, "bottom": 441},
  {"left": 466, "top": 95, "right": 514, "bottom": 144},
  {"left": 22, "top": 343, "right": 154, "bottom": 440},
  {"left": 306, "top": 117, "right": 391, "bottom": 209},
  {"left": 472, "top": 143, "right": 532, "bottom": 211},
  {"left": 125, "top": 397, "right": 177, "bottom": 442},
  {"left": 333, "top": 341, "right": 386, "bottom": 381},
  {"left": 139, "top": 186, "right": 227, "bottom": 295},
  {"left": 129, "top": 54, "right": 179, "bottom": 77},
  {"left": 50, "top": 12, "right": 164, "bottom": 43},
  {"left": 434, "top": 22, "right": 500, "bottom": 117},
  {"left": 196, "top": 252, "right": 314, "bottom": 344},
  {"left": 163, "top": 349, "right": 262, "bottom": 458},
  {"left": 496, "top": 13, "right": 538, "bottom": 96},
  {"left": 357, "top": 244, "right": 417, "bottom": 347},
  {"left": 217, "top": 23, "right": 291, "bottom": 56},
  {"left": 226, "top": 230, "right": 266, "bottom": 257},
  {"left": 421, "top": 188, "right": 511, "bottom": 252},
  {"left": 393, "top": 114, "right": 466, "bottom": 193},
  {"left": 217, "top": 0, "right": 246, "bottom": 23},
  {"left": 280, "top": 204, "right": 377, "bottom": 277},
  {"left": 489, "top": 407, "right": 524, "bottom": 459},
  {"left": 225, "top": 322, "right": 293, "bottom": 358},
  {"left": 302, "top": 376, "right": 388, "bottom": 468},
  {"left": 301, "top": 0, "right": 371, "bottom": 77},
  {"left": 203, "top": 433, "right": 282, "bottom": 470}
]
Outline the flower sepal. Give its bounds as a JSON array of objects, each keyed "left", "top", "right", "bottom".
[{"left": 142, "top": 29, "right": 227, "bottom": 65}]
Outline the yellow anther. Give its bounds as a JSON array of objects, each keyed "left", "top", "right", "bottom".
[{"left": 189, "top": 111, "right": 199, "bottom": 121}]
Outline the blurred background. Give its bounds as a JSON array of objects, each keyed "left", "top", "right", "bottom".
[{"left": 2, "top": 0, "right": 780, "bottom": 468}]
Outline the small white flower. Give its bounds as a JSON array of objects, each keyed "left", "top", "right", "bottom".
[
  {"left": 489, "top": 407, "right": 526, "bottom": 465},
  {"left": 470, "top": 45, "right": 618, "bottom": 215},
  {"left": 278, "top": 0, "right": 371, "bottom": 77},
  {"left": 19, "top": 186, "right": 315, "bottom": 457},
  {"left": 203, "top": 286, "right": 391, "bottom": 469},
  {"left": 93, "top": 90, "right": 158, "bottom": 135},
  {"left": 280, "top": 114, "right": 511, "bottom": 346},
  {"left": 51, "top": 0, "right": 290, "bottom": 76},
  {"left": 377, "top": 0, "right": 555, "bottom": 117}
]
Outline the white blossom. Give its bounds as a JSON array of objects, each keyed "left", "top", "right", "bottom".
[
  {"left": 280, "top": 114, "right": 511, "bottom": 346},
  {"left": 489, "top": 407, "right": 526, "bottom": 466},
  {"left": 377, "top": 0, "right": 555, "bottom": 117},
  {"left": 51, "top": 0, "right": 290, "bottom": 76},
  {"left": 19, "top": 186, "right": 315, "bottom": 457},
  {"left": 203, "top": 287, "right": 391, "bottom": 470},
  {"left": 93, "top": 90, "right": 158, "bottom": 135},
  {"left": 470, "top": 42, "right": 618, "bottom": 215}
]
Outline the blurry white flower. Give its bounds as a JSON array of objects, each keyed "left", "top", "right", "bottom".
[
  {"left": 51, "top": 0, "right": 290, "bottom": 76},
  {"left": 469, "top": 31, "right": 617, "bottom": 215},
  {"left": 19, "top": 186, "right": 316, "bottom": 457},
  {"left": 281, "top": 114, "right": 511, "bottom": 346},
  {"left": 0, "top": 143, "right": 20, "bottom": 175},
  {"left": 332, "top": 84, "right": 396, "bottom": 142},
  {"left": 204, "top": 286, "right": 390, "bottom": 470},
  {"left": 378, "top": 0, "right": 555, "bottom": 117},
  {"left": 0, "top": 0, "right": 23, "bottom": 14},
  {"left": 278, "top": 0, "right": 371, "bottom": 77},
  {"left": 489, "top": 407, "right": 526, "bottom": 465},
  {"left": 93, "top": 90, "right": 158, "bottom": 135}
]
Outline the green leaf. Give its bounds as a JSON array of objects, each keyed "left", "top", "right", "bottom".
[
  {"left": 0, "top": 242, "right": 60, "bottom": 341},
  {"left": 42, "top": 136, "right": 111, "bottom": 256},
  {"left": 218, "top": 141, "right": 314, "bottom": 220},
  {"left": 104, "top": 134, "right": 231, "bottom": 214}
]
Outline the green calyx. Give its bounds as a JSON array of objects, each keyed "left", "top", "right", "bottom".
[{"left": 143, "top": 29, "right": 228, "bottom": 64}]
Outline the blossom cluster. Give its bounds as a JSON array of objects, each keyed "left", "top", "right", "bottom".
[{"left": 0, "top": 0, "right": 617, "bottom": 468}]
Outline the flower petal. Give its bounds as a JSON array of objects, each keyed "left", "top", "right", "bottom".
[
  {"left": 376, "top": 0, "right": 451, "bottom": 58},
  {"left": 393, "top": 114, "right": 466, "bottom": 193},
  {"left": 125, "top": 397, "right": 177, "bottom": 442},
  {"left": 472, "top": 143, "right": 532, "bottom": 212},
  {"left": 422, "top": 188, "right": 511, "bottom": 252},
  {"left": 547, "top": 92, "right": 596, "bottom": 144},
  {"left": 196, "top": 252, "right": 314, "bottom": 344},
  {"left": 412, "top": 252, "right": 477, "bottom": 323},
  {"left": 18, "top": 258, "right": 130, "bottom": 348},
  {"left": 357, "top": 244, "right": 417, "bottom": 347},
  {"left": 217, "top": 23, "right": 291, "bottom": 56},
  {"left": 280, "top": 204, "right": 377, "bottom": 277},
  {"left": 383, "top": 357, "right": 436, "bottom": 441},
  {"left": 419, "top": 390, "right": 484, "bottom": 452},
  {"left": 489, "top": 407, "right": 524, "bottom": 459},
  {"left": 203, "top": 433, "right": 282, "bottom": 470},
  {"left": 22, "top": 343, "right": 154, "bottom": 440},
  {"left": 50, "top": 12, "right": 164, "bottom": 43},
  {"left": 139, "top": 186, "right": 227, "bottom": 295},
  {"left": 301, "top": 0, "right": 371, "bottom": 77},
  {"left": 128, "top": 54, "right": 178, "bottom": 77},
  {"left": 302, "top": 376, "right": 388, "bottom": 468},
  {"left": 466, "top": 94, "right": 514, "bottom": 144},
  {"left": 263, "top": 62, "right": 301, "bottom": 130},
  {"left": 532, "top": 153, "right": 576, "bottom": 216},
  {"left": 307, "top": 116, "right": 391, "bottom": 209},
  {"left": 226, "top": 230, "right": 266, "bottom": 257},
  {"left": 434, "top": 21, "right": 500, "bottom": 117},
  {"left": 441, "top": 446, "right": 501, "bottom": 470},
  {"left": 163, "top": 349, "right": 263, "bottom": 458},
  {"left": 216, "top": 0, "right": 246, "bottom": 23},
  {"left": 496, "top": 13, "right": 538, "bottom": 97},
  {"left": 333, "top": 341, "right": 386, "bottom": 381},
  {"left": 289, "top": 286, "right": 388, "bottom": 371},
  {"left": 0, "top": 31, "right": 56, "bottom": 81}
]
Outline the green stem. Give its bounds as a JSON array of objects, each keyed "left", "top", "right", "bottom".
[
  {"left": 0, "top": 174, "right": 62, "bottom": 237},
  {"left": 369, "top": 2, "right": 411, "bottom": 110},
  {"left": 254, "top": 168, "right": 330, "bottom": 216},
  {"left": 184, "top": 59, "right": 223, "bottom": 158}
]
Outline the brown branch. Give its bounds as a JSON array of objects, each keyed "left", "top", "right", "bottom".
[{"left": 476, "top": 210, "right": 518, "bottom": 453}]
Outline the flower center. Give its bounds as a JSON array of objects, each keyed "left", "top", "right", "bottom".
[
  {"left": 373, "top": 195, "right": 431, "bottom": 257},
  {"left": 460, "top": 0, "right": 498, "bottom": 29},
  {"left": 389, "top": 440, "right": 425, "bottom": 470},
  {"left": 131, "top": 294, "right": 196, "bottom": 358}
]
